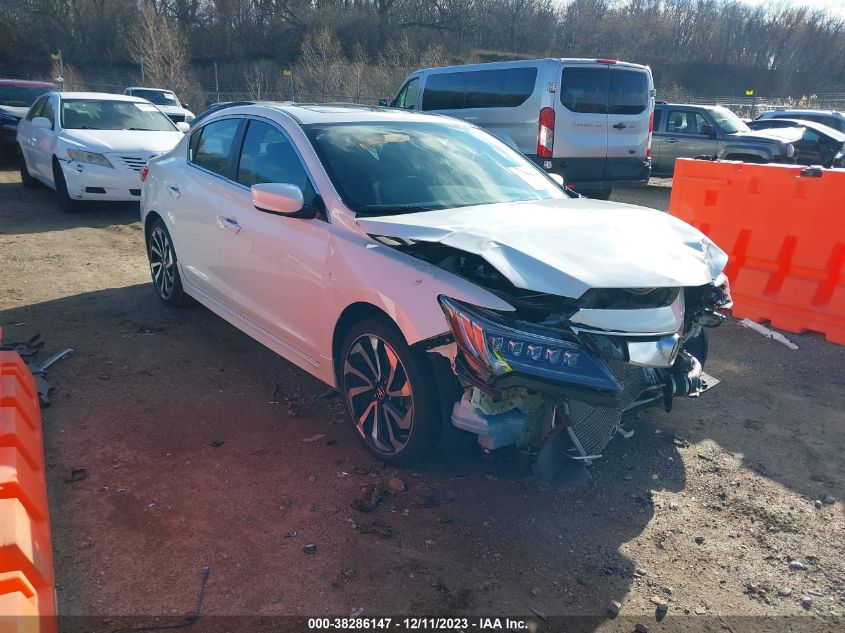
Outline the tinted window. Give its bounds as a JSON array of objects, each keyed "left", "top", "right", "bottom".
[
  {"left": 0, "top": 86, "right": 52, "bottom": 108},
  {"left": 666, "top": 111, "right": 709, "bottom": 135},
  {"left": 392, "top": 78, "right": 419, "bottom": 109},
  {"left": 190, "top": 118, "right": 240, "bottom": 176},
  {"left": 40, "top": 98, "right": 55, "bottom": 128},
  {"left": 236, "top": 120, "right": 316, "bottom": 204},
  {"left": 653, "top": 108, "right": 662, "bottom": 131},
  {"left": 27, "top": 96, "right": 46, "bottom": 121},
  {"left": 421, "top": 68, "right": 536, "bottom": 111},
  {"left": 560, "top": 67, "right": 607, "bottom": 114},
  {"left": 609, "top": 69, "right": 648, "bottom": 115}
]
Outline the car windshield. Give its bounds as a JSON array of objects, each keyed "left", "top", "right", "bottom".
[
  {"left": 131, "top": 89, "right": 179, "bottom": 106},
  {"left": 61, "top": 99, "right": 176, "bottom": 131},
  {"left": 304, "top": 121, "right": 567, "bottom": 215},
  {"left": 0, "top": 86, "right": 51, "bottom": 107},
  {"left": 711, "top": 106, "right": 749, "bottom": 134}
]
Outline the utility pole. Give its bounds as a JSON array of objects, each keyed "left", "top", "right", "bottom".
[{"left": 214, "top": 62, "right": 220, "bottom": 102}]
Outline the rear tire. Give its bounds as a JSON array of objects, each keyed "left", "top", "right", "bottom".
[
  {"left": 147, "top": 218, "right": 190, "bottom": 307},
  {"left": 19, "top": 152, "right": 39, "bottom": 188},
  {"left": 52, "top": 160, "right": 82, "bottom": 212},
  {"left": 338, "top": 318, "right": 443, "bottom": 465}
]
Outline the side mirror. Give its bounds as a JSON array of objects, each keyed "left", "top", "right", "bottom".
[
  {"left": 175, "top": 121, "right": 190, "bottom": 133},
  {"left": 549, "top": 173, "right": 565, "bottom": 186},
  {"left": 252, "top": 183, "right": 315, "bottom": 218},
  {"left": 700, "top": 123, "right": 716, "bottom": 138},
  {"left": 378, "top": 99, "right": 389, "bottom": 107},
  {"left": 32, "top": 116, "right": 52, "bottom": 130}
]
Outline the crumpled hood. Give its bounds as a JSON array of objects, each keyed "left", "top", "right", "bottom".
[
  {"left": 734, "top": 128, "right": 802, "bottom": 144},
  {"left": 62, "top": 129, "right": 184, "bottom": 154},
  {"left": 0, "top": 105, "right": 29, "bottom": 120},
  {"left": 357, "top": 198, "right": 728, "bottom": 299}
]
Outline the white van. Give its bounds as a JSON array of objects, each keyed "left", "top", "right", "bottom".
[{"left": 389, "top": 58, "right": 655, "bottom": 199}]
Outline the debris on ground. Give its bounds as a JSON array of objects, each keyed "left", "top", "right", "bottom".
[
  {"left": 210, "top": 440, "right": 225, "bottom": 447},
  {"left": 355, "top": 523, "right": 396, "bottom": 539},
  {"left": 387, "top": 477, "right": 407, "bottom": 493},
  {"left": 788, "top": 560, "right": 807, "bottom": 571},
  {"left": 301, "top": 433, "right": 326, "bottom": 444},
  {"left": 64, "top": 468, "right": 88, "bottom": 483},
  {"left": 303, "top": 544, "right": 317, "bottom": 556},
  {"left": 608, "top": 600, "right": 621, "bottom": 617},
  {"left": 739, "top": 319, "right": 799, "bottom": 349},
  {"left": 351, "top": 485, "right": 391, "bottom": 513}
]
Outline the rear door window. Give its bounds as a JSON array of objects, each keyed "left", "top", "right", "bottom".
[
  {"left": 560, "top": 67, "right": 607, "bottom": 114},
  {"left": 422, "top": 68, "right": 536, "bottom": 111},
  {"left": 609, "top": 69, "right": 648, "bottom": 115},
  {"left": 189, "top": 118, "right": 241, "bottom": 177}
]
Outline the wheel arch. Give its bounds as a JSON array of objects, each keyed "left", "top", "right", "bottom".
[
  {"left": 331, "top": 302, "right": 397, "bottom": 383},
  {"left": 143, "top": 210, "right": 164, "bottom": 248}
]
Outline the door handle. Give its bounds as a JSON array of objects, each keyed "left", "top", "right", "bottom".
[
  {"left": 612, "top": 122, "right": 627, "bottom": 130},
  {"left": 666, "top": 138, "right": 679, "bottom": 143},
  {"left": 168, "top": 185, "right": 181, "bottom": 198},
  {"left": 218, "top": 215, "right": 241, "bottom": 233}
]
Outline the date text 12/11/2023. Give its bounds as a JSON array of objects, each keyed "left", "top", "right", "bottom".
[{"left": 307, "top": 617, "right": 531, "bottom": 630}]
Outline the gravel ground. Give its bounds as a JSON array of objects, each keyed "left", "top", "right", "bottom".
[{"left": 0, "top": 169, "right": 843, "bottom": 632}]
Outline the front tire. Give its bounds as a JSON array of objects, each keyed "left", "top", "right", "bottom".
[
  {"left": 19, "top": 152, "right": 39, "bottom": 188},
  {"left": 338, "top": 318, "right": 443, "bottom": 464},
  {"left": 147, "top": 219, "right": 189, "bottom": 307},
  {"left": 52, "top": 160, "right": 82, "bottom": 212}
]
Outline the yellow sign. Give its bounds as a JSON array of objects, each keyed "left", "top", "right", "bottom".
[
  {"left": 282, "top": 69, "right": 292, "bottom": 77},
  {"left": 50, "top": 53, "right": 60, "bottom": 61},
  {"left": 745, "top": 90, "right": 754, "bottom": 96}
]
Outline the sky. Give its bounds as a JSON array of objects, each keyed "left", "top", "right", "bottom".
[{"left": 741, "top": 0, "right": 845, "bottom": 17}]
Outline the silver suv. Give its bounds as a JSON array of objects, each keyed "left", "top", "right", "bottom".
[
  {"left": 390, "top": 59, "right": 655, "bottom": 199},
  {"left": 652, "top": 103, "right": 796, "bottom": 176}
]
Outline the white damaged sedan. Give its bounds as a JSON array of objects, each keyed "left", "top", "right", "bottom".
[
  {"left": 141, "top": 104, "right": 732, "bottom": 482},
  {"left": 17, "top": 91, "right": 187, "bottom": 211}
]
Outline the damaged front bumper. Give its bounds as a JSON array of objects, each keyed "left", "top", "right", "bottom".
[{"left": 435, "top": 284, "right": 728, "bottom": 469}]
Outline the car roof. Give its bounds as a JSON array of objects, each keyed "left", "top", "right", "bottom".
[
  {"left": 125, "top": 87, "right": 175, "bottom": 93},
  {"left": 57, "top": 91, "right": 149, "bottom": 102},
  {"left": 762, "top": 109, "right": 842, "bottom": 117},
  {"left": 655, "top": 103, "right": 723, "bottom": 110},
  {"left": 412, "top": 57, "right": 650, "bottom": 75},
  {"left": 0, "top": 79, "right": 58, "bottom": 88},
  {"left": 217, "top": 102, "right": 458, "bottom": 126}
]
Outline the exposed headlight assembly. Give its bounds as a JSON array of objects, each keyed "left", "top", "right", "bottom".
[
  {"left": 67, "top": 150, "right": 113, "bottom": 168},
  {"left": 438, "top": 296, "right": 618, "bottom": 392}
]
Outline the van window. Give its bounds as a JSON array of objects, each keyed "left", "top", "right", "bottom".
[
  {"left": 609, "top": 69, "right": 648, "bottom": 115},
  {"left": 560, "top": 68, "right": 607, "bottom": 114},
  {"left": 422, "top": 68, "right": 536, "bottom": 111},
  {"left": 560, "top": 67, "right": 649, "bottom": 115},
  {"left": 392, "top": 78, "right": 419, "bottom": 109}
]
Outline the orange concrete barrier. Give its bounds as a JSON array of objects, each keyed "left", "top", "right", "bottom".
[
  {"left": 0, "top": 349, "right": 56, "bottom": 632},
  {"left": 669, "top": 159, "right": 845, "bottom": 345}
]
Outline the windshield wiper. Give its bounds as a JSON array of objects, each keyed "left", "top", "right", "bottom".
[
  {"left": 127, "top": 127, "right": 157, "bottom": 131},
  {"left": 356, "top": 204, "right": 441, "bottom": 217}
]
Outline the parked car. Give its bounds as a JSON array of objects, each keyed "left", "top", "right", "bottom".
[
  {"left": 0, "top": 79, "right": 58, "bottom": 161},
  {"left": 386, "top": 58, "right": 655, "bottom": 200},
  {"left": 651, "top": 103, "right": 798, "bottom": 176},
  {"left": 140, "top": 103, "right": 732, "bottom": 480},
  {"left": 17, "top": 91, "right": 188, "bottom": 211},
  {"left": 190, "top": 101, "right": 254, "bottom": 128},
  {"left": 756, "top": 109, "right": 845, "bottom": 134},
  {"left": 747, "top": 118, "right": 845, "bottom": 167},
  {"left": 123, "top": 87, "right": 195, "bottom": 124}
]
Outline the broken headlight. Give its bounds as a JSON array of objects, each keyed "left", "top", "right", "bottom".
[{"left": 439, "top": 296, "right": 618, "bottom": 391}]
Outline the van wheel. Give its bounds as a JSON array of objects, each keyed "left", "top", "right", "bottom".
[
  {"left": 19, "top": 152, "right": 39, "bottom": 188},
  {"left": 338, "top": 318, "right": 443, "bottom": 465},
  {"left": 53, "top": 160, "right": 82, "bottom": 212}
]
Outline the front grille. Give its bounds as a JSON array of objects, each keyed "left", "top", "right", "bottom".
[
  {"left": 567, "top": 361, "right": 656, "bottom": 456},
  {"left": 117, "top": 155, "right": 150, "bottom": 172},
  {"left": 167, "top": 113, "right": 185, "bottom": 123}
]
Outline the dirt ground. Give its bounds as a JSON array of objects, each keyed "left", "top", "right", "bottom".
[{"left": 1, "top": 167, "right": 843, "bottom": 632}]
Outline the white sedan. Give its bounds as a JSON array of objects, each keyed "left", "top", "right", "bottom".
[
  {"left": 17, "top": 91, "right": 188, "bottom": 212},
  {"left": 141, "top": 104, "right": 732, "bottom": 477}
]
